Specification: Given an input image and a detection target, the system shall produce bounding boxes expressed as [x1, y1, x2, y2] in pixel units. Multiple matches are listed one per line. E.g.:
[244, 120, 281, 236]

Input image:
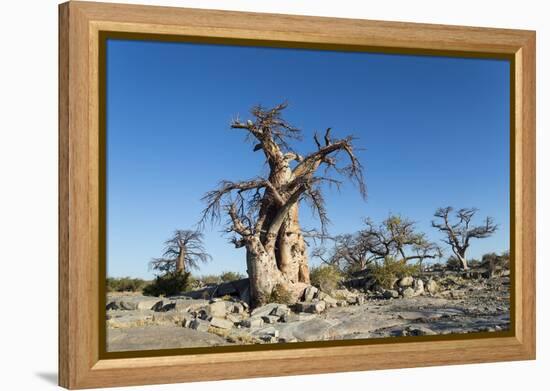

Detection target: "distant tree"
[219, 271, 246, 282]
[313, 215, 441, 275]
[432, 207, 497, 270]
[312, 233, 371, 273]
[149, 230, 211, 274]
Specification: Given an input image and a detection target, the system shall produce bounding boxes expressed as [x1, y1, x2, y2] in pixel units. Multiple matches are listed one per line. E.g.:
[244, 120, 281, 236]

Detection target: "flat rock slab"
[107, 326, 228, 352]
[161, 298, 210, 312]
[106, 310, 155, 328]
[106, 295, 162, 311]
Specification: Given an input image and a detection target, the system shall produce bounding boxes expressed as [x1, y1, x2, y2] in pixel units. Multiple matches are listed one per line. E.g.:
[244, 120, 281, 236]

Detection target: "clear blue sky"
[106, 39, 510, 279]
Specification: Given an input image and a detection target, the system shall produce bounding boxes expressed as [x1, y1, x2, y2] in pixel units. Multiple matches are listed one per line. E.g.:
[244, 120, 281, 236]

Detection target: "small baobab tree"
[314, 215, 441, 274]
[431, 207, 497, 270]
[201, 103, 366, 306]
[150, 229, 211, 274]
[312, 233, 373, 274]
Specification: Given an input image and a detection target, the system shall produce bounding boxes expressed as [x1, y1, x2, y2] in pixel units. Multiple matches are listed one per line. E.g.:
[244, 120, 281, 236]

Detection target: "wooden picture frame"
[59, 1, 536, 389]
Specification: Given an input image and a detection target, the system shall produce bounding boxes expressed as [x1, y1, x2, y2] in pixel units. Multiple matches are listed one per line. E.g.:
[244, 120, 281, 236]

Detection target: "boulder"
[295, 300, 326, 314]
[413, 279, 424, 296]
[270, 304, 290, 317]
[158, 298, 209, 313]
[398, 276, 414, 288]
[209, 301, 228, 318]
[256, 327, 279, 342]
[403, 326, 437, 336]
[240, 317, 264, 328]
[383, 289, 399, 299]
[107, 297, 164, 311]
[303, 286, 319, 302]
[189, 318, 210, 332]
[226, 314, 242, 324]
[355, 295, 365, 306]
[231, 303, 245, 314]
[210, 317, 234, 330]
[283, 312, 314, 322]
[402, 287, 415, 298]
[151, 300, 168, 311]
[197, 308, 210, 320]
[181, 316, 194, 328]
[251, 303, 279, 318]
[322, 295, 338, 306]
[261, 315, 280, 324]
[260, 334, 277, 343]
[278, 337, 298, 343]
[425, 279, 439, 294]
[262, 327, 279, 338]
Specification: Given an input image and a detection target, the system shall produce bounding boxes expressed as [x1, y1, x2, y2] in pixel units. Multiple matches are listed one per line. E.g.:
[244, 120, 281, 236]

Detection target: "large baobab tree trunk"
[201, 103, 366, 307]
[276, 204, 309, 283]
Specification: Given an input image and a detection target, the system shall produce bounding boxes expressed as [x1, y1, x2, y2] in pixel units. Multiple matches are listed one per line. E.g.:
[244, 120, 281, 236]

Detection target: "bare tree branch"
[432, 207, 497, 269]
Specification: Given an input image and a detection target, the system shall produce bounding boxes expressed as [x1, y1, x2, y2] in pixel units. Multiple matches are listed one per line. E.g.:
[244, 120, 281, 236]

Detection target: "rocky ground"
[106, 271, 510, 352]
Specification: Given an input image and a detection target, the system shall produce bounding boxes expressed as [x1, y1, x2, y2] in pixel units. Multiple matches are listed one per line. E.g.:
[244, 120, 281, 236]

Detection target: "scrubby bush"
[106, 277, 148, 292]
[310, 265, 343, 293]
[142, 271, 191, 297]
[481, 251, 510, 273]
[193, 271, 246, 288]
[219, 271, 245, 282]
[446, 256, 462, 271]
[446, 256, 480, 270]
[269, 283, 294, 304]
[369, 257, 420, 289]
[468, 259, 481, 268]
[199, 274, 222, 286]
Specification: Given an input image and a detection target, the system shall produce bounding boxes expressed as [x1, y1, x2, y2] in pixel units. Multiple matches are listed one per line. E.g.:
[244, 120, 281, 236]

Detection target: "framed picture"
[58, 1, 536, 389]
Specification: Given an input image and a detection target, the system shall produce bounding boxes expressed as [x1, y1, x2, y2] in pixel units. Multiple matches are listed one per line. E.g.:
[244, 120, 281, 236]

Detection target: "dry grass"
[207, 326, 260, 344]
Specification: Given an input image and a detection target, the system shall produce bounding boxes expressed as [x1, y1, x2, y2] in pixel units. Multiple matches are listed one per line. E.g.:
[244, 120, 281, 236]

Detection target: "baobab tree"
[314, 215, 441, 274]
[312, 233, 375, 274]
[150, 229, 211, 274]
[201, 103, 366, 306]
[432, 207, 497, 270]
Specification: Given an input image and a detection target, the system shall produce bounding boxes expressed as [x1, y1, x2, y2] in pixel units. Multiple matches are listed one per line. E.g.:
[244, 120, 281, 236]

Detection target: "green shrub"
[219, 271, 245, 282]
[106, 277, 148, 292]
[142, 271, 191, 297]
[269, 283, 294, 304]
[446, 256, 480, 270]
[310, 265, 343, 293]
[369, 257, 420, 289]
[446, 256, 462, 271]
